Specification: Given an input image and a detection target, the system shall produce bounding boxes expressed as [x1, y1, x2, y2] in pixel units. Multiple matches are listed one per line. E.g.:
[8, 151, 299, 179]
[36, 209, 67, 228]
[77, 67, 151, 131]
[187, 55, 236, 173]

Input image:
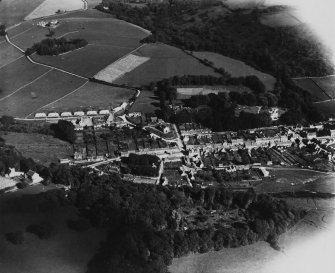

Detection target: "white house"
[128, 112, 142, 117]
[0, 176, 17, 191]
[26, 170, 43, 184]
[48, 112, 60, 118]
[74, 111, 85, 116]
[61, 112, 72, 117]
[6, 168, 24, 178]
[87, 110, 98, 116]
[99, 109, 110, 115]
[35, 112, 47, 118]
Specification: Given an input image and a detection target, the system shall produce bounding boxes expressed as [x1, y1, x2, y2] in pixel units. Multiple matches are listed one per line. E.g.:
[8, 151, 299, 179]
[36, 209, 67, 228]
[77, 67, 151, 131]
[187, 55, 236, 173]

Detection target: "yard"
[115, 43, 221, 87]
[190, 51, 276, 91]
[0, 132, 73, 165]
[41, 82, 135, 112]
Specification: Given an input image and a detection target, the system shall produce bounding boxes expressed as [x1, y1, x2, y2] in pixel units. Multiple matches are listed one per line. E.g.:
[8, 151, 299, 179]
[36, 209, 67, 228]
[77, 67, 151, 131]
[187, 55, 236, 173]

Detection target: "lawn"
[25, 0, 84, 21]
[293, 78, 331, 101]
[41, 82, 136, 112]
[191, 51, 276, 91]
[0, 0, 45, 26]
[115, 43, 221, 86]
[129, 90, 159, 114]
[0, 69, 86, 118]
[0, 132, 73, 165]
[313, 76, 335, 99]
[0, 185, 106, 273]
[0, 56, 49, 99]
[9, 16, 149, 78]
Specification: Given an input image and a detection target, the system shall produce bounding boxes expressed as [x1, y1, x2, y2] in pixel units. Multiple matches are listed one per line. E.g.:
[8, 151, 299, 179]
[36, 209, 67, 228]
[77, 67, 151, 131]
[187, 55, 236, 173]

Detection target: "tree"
[244, 76, 266, 94]
[52, 120, 76, 143]
[0, 24, 6, 36]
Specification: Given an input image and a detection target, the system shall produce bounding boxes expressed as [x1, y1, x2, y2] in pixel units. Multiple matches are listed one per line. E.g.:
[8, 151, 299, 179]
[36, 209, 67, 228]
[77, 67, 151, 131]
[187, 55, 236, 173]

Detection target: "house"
[129, 112, 141, 117]
[59, 159, 71, 164]
[26, 170, 43, 184]
[35, 112, 47, 118]
[48, 112, 60, 118]
[0, 176, 17, 192]
[163, 126, 171, 134]
[74, 111, 85, 116]
[99, 109, 110, 115]
[87, 110, 98, 116]
[6, 168, 24, 178]
[330, 129, 335, 137]
[61, 112, 72, 117]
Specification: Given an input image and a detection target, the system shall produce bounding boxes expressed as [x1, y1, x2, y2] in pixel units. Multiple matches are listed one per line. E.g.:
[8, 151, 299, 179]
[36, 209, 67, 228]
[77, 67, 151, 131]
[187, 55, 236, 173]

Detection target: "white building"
[26, 170, 43, 184]
[61, 112, 72, 117]
[35, 112, 47, 118]
[99, 109, 110, 115]
[74, 111, 85, 116]
[6, 168, 24, 178]
[48, 112, 60, 118]
[87, 110, 98, 116]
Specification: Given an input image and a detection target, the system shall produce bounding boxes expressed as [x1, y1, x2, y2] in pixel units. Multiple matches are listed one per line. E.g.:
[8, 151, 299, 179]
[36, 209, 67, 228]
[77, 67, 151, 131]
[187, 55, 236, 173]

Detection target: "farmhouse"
[99, 109, 110, 115]
[74, 111, 85, 116]
[0, 176, 17, 192]
[6, 168, 24, 178]
[26, 170, 43, 184]
[87, 110, 98, 116]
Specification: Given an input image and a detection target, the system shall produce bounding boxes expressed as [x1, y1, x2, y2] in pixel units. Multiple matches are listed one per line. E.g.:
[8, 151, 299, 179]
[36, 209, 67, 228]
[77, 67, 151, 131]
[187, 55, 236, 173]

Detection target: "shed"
[87, 110, 98, 116]
[61, 112, 72, 117]
[48, 112, 60, 118]
[74, 111, 85, 116]
[35, 112, 47, 118]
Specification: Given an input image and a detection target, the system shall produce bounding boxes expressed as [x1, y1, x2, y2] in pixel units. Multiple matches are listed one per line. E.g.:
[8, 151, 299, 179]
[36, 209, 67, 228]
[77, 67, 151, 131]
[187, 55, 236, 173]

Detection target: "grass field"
[0, 132, 73, 165]
[313, 76, 335, 99]
[260, 10, 301, 27]
[0, 57, 49, 98]
[8, 16, 149, 78]
[293, 78, 331, 101]
[191, 51, 276, 91]
[25, 0, 84, 21]
[0, 42, 23, 68]
[0, 185, 106, 273]
[0, 0, 45, 26]
[129, 90, 159, 114]
[41, 82, 135, 112]
[315, 100, 335, 117]
[0, 69, 86, 118]
[115, 43, 221, 86]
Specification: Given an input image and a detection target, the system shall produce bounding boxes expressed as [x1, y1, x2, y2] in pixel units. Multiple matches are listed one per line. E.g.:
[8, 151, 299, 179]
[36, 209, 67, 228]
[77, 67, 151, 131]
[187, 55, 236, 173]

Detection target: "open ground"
[115, 43, 222, 86]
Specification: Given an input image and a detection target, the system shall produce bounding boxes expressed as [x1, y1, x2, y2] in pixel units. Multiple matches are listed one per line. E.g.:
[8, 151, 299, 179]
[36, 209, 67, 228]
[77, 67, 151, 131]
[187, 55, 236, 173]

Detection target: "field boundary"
[0, 68, 53, 102]
[0, 55, 24, 70]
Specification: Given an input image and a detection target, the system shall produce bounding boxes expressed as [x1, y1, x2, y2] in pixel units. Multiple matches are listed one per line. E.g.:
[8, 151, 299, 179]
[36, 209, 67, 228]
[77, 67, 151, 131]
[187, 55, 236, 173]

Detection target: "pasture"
[191, 51, 276, 91]
[115, 43, 221, 86]
[315, 100, 335, 117]
[260, 10, 301, 27]
[0, 69, 86, 118]
[25, 0, 84, 21]
[0, 132, 73, 165]
[0, 0, 45, 26]
[8, 16, 149, 78]
[129, 90, 159, 114]
[0, 42, 23, 68]
[293, 78, 331, 101]
[313, 76, 335, 99]
[41, 82, 135, 112]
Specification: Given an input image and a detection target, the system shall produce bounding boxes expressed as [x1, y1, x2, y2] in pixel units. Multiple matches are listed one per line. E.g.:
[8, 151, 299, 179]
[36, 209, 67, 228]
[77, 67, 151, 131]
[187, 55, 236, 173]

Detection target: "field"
[129, 90, 159, 114]
[0, 132, 73, 165]
[313, 76, 335, 99]
[293, 78, 331, 101]
[41, 82, 136, 113]
[260, 10, 301, 27]
[115, 43, 221, 86]
[176, 85, 251, 99]
[0, 42, 23, 69]
[0, 69, 87, 118]
[94, 53, 150, 83]
[8, 15, 149, 78]
[191, 51, 276, 91]
[315, 100, 335, 117]
[0, 185, 106, 273]
[0, 0, 45, 26]
[25, 0, 84, 21]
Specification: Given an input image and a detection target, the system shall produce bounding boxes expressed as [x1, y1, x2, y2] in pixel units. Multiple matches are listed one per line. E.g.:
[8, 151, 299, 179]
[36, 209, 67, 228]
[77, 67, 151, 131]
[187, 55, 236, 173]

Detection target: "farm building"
[87, 110, 98, 116]
[121, 102, 128, 109]
[61, 112, 73, 117]
[129, 112, 142, 117]
[26, 170, 43, 184]
[99, 109, 110, 115]
[0, 176, 17, 192]
[35, 113, 47, 118]
[74, 111, 85, 116]
[6, 168, 24, 178]
[48, 112, 60, 118]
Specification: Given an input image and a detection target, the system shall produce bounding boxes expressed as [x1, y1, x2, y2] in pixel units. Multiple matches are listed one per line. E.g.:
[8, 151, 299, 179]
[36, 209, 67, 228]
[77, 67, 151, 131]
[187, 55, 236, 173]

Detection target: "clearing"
[293, 78, 331, 101]
[115, 43, 221, 86]
[25, 0, 84, 21]
[0, 132, 73, 165]
[41, 82, 136, 112]
[190, 51, 276, 91]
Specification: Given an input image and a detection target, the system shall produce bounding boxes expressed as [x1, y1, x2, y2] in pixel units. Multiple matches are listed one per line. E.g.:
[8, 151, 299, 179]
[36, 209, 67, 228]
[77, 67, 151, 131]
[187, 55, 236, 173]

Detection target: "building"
[129, 112, 141, 117]
[87, 110, 98, 116]
[35, 113, 47, 118]
[99, 109, 110, 115]
[6, 168, 24, 178]
[26, 170, 43, 184]
[74, 111, 85, 116]
[61, 112, 72, 117]
[48, 112, 60, 118]
[0, 176, 17, 192]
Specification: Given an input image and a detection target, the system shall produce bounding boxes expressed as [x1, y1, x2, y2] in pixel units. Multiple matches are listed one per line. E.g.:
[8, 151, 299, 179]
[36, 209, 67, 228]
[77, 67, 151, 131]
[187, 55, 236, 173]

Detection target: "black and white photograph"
[0, 0, 334, 272]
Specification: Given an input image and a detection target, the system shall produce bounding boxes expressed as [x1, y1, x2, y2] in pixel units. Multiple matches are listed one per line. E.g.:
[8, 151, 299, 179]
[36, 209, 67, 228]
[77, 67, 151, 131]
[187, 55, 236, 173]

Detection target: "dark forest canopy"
[25, 37, 88, 56]
[97, 1, 333, 78]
